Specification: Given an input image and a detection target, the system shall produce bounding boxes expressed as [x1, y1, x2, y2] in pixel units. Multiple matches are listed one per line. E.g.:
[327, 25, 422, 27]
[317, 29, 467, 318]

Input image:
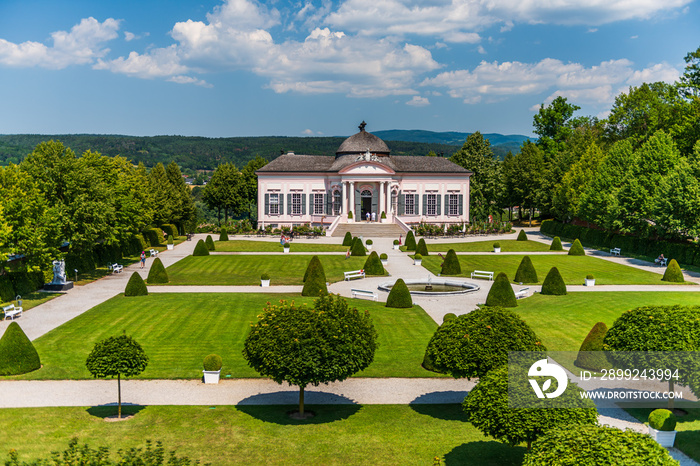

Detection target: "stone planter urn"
[414, 254, 423, 266]
[261, 277, 270, 287]
[283, 246, 290, 254]
[494, 247, 501, 253]
[203, 354, 222, 384]
[203, 370, 221, 384]
[381, 259, 388, 266]
[585, 275, 595, 286]
[167, 243, 174, 250]
[649, 426, 676, 448]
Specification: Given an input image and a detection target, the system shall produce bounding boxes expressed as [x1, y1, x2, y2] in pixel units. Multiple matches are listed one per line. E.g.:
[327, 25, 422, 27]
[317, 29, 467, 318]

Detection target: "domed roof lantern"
[336, 121, 390, 158]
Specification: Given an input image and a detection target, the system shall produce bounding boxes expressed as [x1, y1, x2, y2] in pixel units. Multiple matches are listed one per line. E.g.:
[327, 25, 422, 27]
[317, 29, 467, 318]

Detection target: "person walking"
[140, 251, 146, 268]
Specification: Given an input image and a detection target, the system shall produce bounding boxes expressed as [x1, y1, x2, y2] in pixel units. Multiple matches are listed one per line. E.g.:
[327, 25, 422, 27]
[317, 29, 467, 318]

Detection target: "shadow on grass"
[444, 441, 526, 466]
[236, 391, 360, 424]
[86, 403, 146, 419]
[409, 392, 469, 421]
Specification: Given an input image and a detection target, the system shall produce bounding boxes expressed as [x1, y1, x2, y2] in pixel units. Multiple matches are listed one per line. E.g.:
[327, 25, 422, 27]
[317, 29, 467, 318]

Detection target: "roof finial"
[358, 120, 367, 132]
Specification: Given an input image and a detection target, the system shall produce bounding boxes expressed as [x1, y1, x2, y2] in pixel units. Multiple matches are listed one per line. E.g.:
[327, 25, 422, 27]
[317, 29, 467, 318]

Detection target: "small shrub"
[261, 273, 270, 280]
[550, 236, 563, 251]
[386, 278, 412, 308]
[348, 211, 353, 219]
[146, 257, 169, 284]
[219, 228, 229, 241]
[363, 251, 385, 275]
[205, 235, 215, 251]
[517, 230, 527, 241]
[381, 211, 386, 219]
[493, 242, 501, 249]
[415, 238, 429, 256]
[441, 249, 462, 275]
[662, 259, 684, 283]
[514, 256, 538, 283]
[541, 267, 567, 295]
[301, 256, 328, 297]
[393, 239, 399, 246]
[0, 322, 41, 375]
[167, 235, 174, 245]
[351, 237, 366, 256]
[586, 274, 594, 280]
[568, 238, 585, 256]
[343, 232, 353, 246]
[124, 272, 148, 297]
[366, 239, 373, 246]
[648, 409, 677, 431]
[303, 255, 326, 282]
[485, 272, 517, 307]
[379, 253, 388, 260]
[203, 354, 223, 371]
[414, 253, 423, 261]
[405, 231, 417, 251]
[442, 313, 457, 323]
[574, 322, 609, 371]
[192, 239, 210, 256]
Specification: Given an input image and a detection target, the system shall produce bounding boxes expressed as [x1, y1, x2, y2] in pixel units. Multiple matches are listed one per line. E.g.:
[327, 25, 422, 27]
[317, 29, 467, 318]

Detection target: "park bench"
[515, 287, 530, 299]
[186, 233, 194, 241]
[2, 304, 22, 320]
[344, 269, 365, 281]
[351, 289, 378, 301]
[610, 248, 621, 256]
[109, 263, 123, 274]
[470, 270, 494, 281]
[655, 257, 668, 266]
[150, 248, 158, 257]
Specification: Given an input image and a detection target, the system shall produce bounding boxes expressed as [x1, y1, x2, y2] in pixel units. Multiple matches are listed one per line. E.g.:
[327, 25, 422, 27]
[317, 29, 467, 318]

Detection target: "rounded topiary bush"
[550, 236, 563, 251]
[363, 251, 385, 276]
[261, 273, 270, 281]
[0, 322, 41, 376]
[167, 235, 174, 245]
[541, 267, 567, 295]
[586, 274, 594, 280]
[124, 272, 148, 297]
[514, 256, 538, 283]
[517, 229, 527, 241]
[146, 257, 169, 284]
[203, 354, 223, 371]
[415, 238, 429, 256]
[421, 350, 439, 372]
[574, 322, 609, 371]
[342, 232, 353, 246]
[192, 239, 210, 256]
[648, 409, 677, 431]
[493, 242, 501, 249]
[219, 228, 229, 242]
[568, 238, 585, 256]
[662, 259, 684, 283]
[205, 235, 215, 251]
[366, 239, 373, 246]
[351, 237, 366, 256]
[485, 272, 517, 307]
[386, 278, 412, 308]
[301, 256, 328, 297]
[303, 255, 326, 283]
[441, 249, 461, 275]
[405, 231, 416, 251]
[379, 253, 388, 261]
[442, 313, 457, 323]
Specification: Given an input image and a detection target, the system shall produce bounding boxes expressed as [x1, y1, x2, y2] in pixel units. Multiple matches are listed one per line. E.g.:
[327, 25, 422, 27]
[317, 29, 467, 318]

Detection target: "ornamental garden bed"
[417, 239, 553, 253]
[216, 240, 348, 253]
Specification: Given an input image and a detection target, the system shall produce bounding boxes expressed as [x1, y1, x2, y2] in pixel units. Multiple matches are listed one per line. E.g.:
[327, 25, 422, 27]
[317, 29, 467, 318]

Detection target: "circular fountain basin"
[378, 278, 480, 295]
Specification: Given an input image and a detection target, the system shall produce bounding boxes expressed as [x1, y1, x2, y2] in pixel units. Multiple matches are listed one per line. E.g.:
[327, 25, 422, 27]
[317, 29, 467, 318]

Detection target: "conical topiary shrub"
[568, 238, 585, 256]
[205, 235, 215, 251]
[441, 249, 462, 275]
[541, 266, 567, 295]
[575, 322, 609, 371]
[301, 256, 328, 297]
[405, 231, 416, 251]
[485, 272, 517, 307]
[342, 232, 353, 247]
[662, 259, 684, 283]
[386, 278, 413, 308]
[219, 228, 229, 242]
[415, 238, 429, 256]
[146, 257, 169, 284]
[193, 239, 210, 256]
[125, 271, 148, 297]
[363, 251, 385, 276]
[550, 236, 563, 251]
[351, 237, 366, 256]
[303, 255, 326, 283]
[517, 229, 527, 241]
[514, 256, 538, 283]
[0, 322, 41, 376]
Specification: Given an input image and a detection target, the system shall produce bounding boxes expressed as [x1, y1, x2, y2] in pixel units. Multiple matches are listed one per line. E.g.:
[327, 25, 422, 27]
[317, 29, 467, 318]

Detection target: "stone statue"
[51, 260, 67, 285]
[358, 120, 367, 132]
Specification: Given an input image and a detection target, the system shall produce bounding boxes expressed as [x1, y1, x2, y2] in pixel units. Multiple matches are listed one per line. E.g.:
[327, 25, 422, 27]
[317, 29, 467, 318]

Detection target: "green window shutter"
[398, 191, 405, 215]
[302, 194, 307, 215]
[437, 195, 442, 216]
[355, 189, 361, 216]
[287, 194, 292, 215]
[459, 194, 463, 215]
[422, 194, 427, 216]
[264, 194, 269, 215]
[326, 191, 332, 215]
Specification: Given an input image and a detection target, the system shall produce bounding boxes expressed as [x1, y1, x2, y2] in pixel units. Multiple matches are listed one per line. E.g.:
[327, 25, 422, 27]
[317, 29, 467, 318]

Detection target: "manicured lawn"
[13, 293, 441, 380]
[0, 405, 525, 465]
[1, 291, 59, 314]
[626, 406, 700, 462]
[163, 255, 381, 285]
[424, 240, 554, 253]
[216, 239, 347, 252]
[422, 254, 683, 285]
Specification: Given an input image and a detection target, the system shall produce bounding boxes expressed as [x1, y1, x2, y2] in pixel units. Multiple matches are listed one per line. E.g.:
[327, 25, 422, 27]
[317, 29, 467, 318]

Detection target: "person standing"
[140, 251, 146, 268]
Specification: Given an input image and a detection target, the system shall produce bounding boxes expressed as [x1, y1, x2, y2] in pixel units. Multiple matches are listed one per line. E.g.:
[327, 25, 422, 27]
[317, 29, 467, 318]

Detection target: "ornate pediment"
[338, 160, 395, 175]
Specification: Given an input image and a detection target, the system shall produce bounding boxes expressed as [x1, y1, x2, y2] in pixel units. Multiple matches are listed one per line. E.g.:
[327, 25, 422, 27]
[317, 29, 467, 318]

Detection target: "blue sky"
[0, 0, 698, 138]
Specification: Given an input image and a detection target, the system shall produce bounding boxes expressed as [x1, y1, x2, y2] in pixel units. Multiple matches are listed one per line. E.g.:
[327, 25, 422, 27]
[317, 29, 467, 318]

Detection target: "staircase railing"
[394, 216, 412, 234]
[325, 215, 342, 236]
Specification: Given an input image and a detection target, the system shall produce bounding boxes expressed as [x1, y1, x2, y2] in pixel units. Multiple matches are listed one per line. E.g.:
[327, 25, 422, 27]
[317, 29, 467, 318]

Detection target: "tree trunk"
[117, 373, 122, 419]
[217, 207, 221, 226]
[299, 385, 305, 415]
[529, 206, 534, 227]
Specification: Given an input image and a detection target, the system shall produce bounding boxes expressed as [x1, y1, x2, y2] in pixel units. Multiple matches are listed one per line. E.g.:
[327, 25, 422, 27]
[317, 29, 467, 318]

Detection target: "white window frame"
[292, 193, 302, 215]
[269, 193, 279, 215]
[427, 194, 437, 216]
[449, 193, 459, 216]
[405, 193, 415, 215]
[313, 193, 324, 215]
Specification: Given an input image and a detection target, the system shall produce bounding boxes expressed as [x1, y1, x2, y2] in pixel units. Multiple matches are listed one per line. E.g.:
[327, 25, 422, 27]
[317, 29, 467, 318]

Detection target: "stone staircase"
[332, 222, 406, 238]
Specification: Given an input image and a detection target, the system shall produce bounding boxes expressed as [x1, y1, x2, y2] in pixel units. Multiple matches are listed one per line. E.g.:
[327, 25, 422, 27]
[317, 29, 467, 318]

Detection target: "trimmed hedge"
[219, 228, 229, 242]
[301, 257, 328, 297]
[205, 235, 215, 251]
[146, 257, 169, 284]
[0, 275, 14, 302]
[415, 238, 429, 256]
[485, 272, 517, 307]
[568, 238, 585, 256]
[514, 256, 538, 283]
[302, 255, 326, 283]
[662, 259, 684, 283]
[363, 251, 385, 276]
[125, 272, 148, 297]
[541, 267, 567, 295]
[193, 240, 210, 256]
[574, 322, 609, 371]
[342, 232, 353, 246]
[516, 229, 527, 241]
[65, 248, 96, 274]
[0, 322, 41, 376]
[386, 278, 413, 308]
[550, 236, 563, 251]
[405, 231, 416, 251]
[143, 227, 165, 247]
[443, 313, 457, 323]
[648, 409, 677, 431]
[351, 237, 366, 257]
[94, 242, 122, 265]
[441, 249, 462, 275]
[162, 224, 178, 238]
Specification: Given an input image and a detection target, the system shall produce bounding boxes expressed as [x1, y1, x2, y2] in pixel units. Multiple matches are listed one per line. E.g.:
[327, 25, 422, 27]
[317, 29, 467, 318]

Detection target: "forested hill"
[0, 131, 525, 170]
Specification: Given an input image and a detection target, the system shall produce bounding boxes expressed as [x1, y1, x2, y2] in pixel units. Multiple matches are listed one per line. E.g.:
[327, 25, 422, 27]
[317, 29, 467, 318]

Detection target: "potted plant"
[414, 253, 423, 266]
[260, 273, 270, 287]
[381, 211, 386, 223]
[648, 409, 677, 447]
[380, 253, 388, 266]
[348, 211, 354, 222]
[493, 242, 501, 253]
[366, 239, 373, 250]
[585, 274, 595, 286]
[166, 235, 174, 250]
[283, 243, 290, 254]
[202, 354, 222, 384]
[393, 239, 400, 250]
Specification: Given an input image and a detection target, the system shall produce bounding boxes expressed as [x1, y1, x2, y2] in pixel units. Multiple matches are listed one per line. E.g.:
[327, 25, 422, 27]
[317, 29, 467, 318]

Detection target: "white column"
[379, 181, 384, 219]
[349, 181, 355, 219]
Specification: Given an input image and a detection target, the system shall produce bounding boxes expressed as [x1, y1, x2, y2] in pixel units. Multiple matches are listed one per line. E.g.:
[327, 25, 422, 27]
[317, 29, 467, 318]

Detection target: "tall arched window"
[333, 190, 342, 215]
[361, 189, 372, 198]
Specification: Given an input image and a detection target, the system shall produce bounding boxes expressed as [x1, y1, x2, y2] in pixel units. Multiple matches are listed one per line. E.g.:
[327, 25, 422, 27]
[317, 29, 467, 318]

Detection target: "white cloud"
[406, 95, 430, 106]
[477, 45, 487, 54]
[125, 32, 136, 41]
[94, 45, 189, 78]
[587, 28, 598, 33]
[302, 128, 315, 135]
[167, 75, 212, 87]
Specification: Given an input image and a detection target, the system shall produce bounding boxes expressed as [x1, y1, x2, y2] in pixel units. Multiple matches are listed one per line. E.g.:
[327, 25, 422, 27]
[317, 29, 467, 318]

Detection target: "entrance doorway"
[361, 190, 372, 221]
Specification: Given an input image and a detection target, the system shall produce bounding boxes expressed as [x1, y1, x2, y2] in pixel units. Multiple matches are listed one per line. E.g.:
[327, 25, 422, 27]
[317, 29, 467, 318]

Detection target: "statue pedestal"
[44, 281, 74, 292]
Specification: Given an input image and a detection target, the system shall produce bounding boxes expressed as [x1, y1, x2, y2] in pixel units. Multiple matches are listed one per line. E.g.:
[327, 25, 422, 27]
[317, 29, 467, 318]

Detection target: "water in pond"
[406, 284, 466, 292]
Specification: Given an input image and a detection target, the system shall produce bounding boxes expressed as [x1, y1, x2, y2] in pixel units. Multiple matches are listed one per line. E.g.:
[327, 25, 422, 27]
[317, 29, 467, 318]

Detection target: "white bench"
[109, 263, 123, 273]
[150, 248, 158, 257]
[610, 248, 621, 256]
[2, 304, 23, 320]
[471, 270, 494, 280]
[655, 257, 668, 266]
[351, 289, 378, 301]
[344, 269, 365, 281]
[515, 287, 530, 299]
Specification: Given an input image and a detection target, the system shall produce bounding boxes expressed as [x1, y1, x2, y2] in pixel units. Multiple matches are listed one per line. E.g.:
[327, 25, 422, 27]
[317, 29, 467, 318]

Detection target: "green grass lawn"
[0, 405, 525, 466]
[11, 293, 440, 380]
[1, 291, 60, 316]
[423, 254, 682, 285]
[163, 255, 381, 285]
[216, 239, 347, 252]
[423, 240, 554, 253]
